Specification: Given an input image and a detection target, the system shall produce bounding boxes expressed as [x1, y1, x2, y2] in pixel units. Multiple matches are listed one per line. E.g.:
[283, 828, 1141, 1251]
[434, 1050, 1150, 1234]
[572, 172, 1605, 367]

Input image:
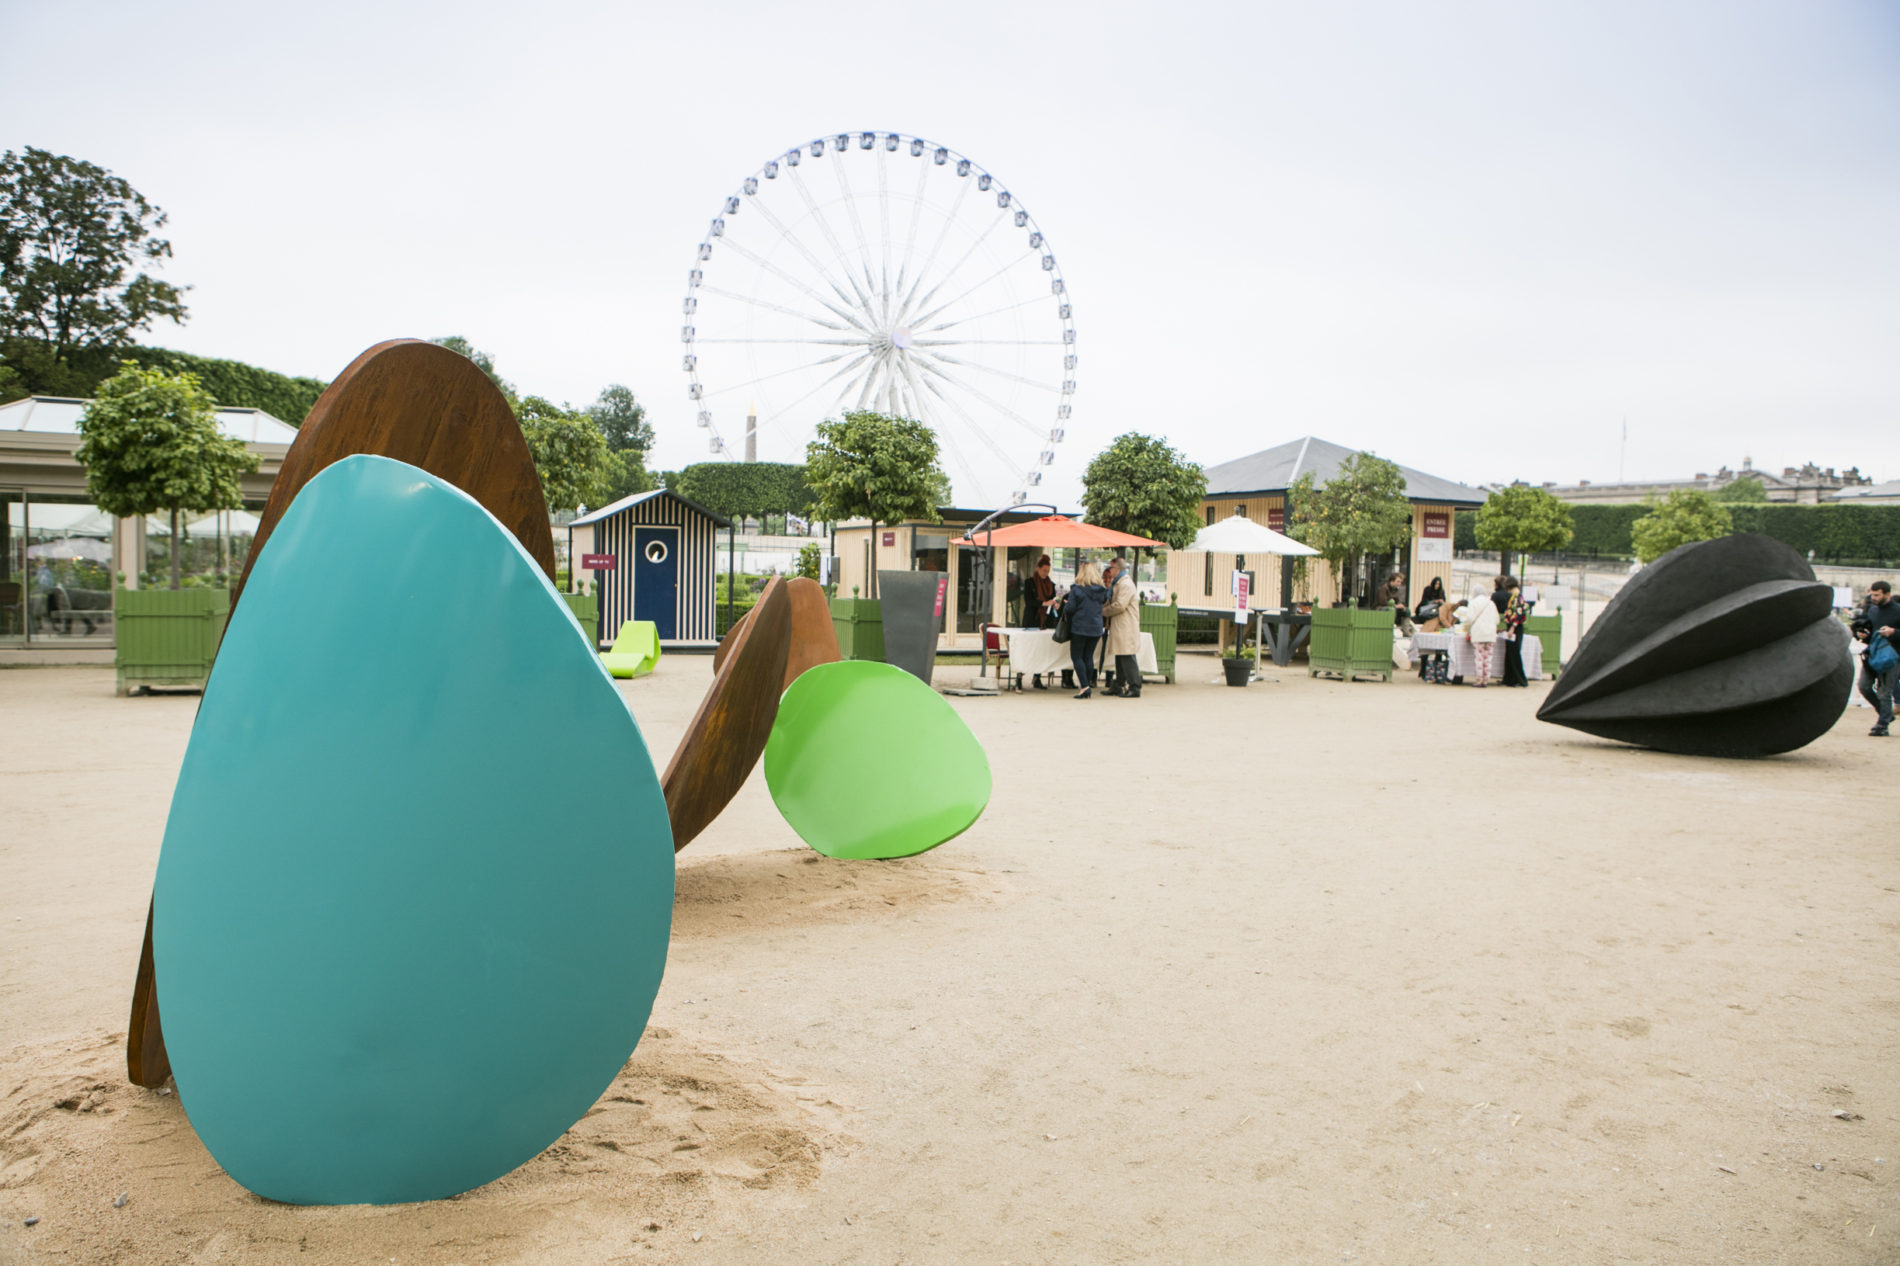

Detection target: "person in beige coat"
[1453, 586, 1500, 686]
[1101, 556, 1142, 698]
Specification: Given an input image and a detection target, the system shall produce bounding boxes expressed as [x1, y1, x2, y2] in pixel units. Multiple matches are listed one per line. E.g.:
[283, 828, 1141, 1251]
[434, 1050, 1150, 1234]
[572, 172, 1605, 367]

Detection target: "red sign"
[1234, 571, 1251, 616]
[882, 531, 896, 547]
[1267, 507, 1285, 533]
[932, 575, 949, 618]
[1421, 511, 1450, 539]
[581, 553, 618, 571]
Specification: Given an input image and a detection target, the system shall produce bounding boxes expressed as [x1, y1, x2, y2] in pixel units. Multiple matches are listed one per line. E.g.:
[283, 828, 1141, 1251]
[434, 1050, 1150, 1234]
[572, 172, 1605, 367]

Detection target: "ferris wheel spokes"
[682, 132, 1075, 506]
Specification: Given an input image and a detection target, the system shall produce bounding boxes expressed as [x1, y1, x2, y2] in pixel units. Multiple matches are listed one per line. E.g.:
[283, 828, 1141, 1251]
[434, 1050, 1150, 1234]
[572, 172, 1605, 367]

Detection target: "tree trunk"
[169, 508, 181, 590]
[870, 528, 878, 598]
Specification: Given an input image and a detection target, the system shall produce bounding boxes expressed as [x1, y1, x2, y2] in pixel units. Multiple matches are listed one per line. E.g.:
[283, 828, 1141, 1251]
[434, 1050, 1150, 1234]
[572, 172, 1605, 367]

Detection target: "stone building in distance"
[1542, 457, 1873, 505]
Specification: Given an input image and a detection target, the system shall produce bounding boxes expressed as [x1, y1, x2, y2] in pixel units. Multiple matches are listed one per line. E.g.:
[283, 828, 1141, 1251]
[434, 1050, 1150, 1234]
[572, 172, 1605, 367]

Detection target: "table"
[1410, 632, 1544, 683]
[1003, 628, 1158, 684]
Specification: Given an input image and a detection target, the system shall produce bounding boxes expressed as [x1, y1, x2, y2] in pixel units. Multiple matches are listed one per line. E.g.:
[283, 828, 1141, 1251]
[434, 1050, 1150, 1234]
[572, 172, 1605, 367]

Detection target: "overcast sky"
[5, 0, 1896, 504]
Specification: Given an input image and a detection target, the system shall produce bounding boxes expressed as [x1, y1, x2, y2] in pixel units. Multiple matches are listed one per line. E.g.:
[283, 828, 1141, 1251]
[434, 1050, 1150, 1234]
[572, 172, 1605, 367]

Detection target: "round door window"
[644, 540, 668, 564]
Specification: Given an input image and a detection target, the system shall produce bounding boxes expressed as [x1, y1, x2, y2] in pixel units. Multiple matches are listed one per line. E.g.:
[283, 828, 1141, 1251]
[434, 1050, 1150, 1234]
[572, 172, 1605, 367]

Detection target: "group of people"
[1021, 553, 1143, 699]
[1403, 572, 1533, 688]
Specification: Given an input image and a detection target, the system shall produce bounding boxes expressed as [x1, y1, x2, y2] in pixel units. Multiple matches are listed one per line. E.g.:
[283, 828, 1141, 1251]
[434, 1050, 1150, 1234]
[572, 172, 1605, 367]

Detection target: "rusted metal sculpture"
[712, 576, 840, 691]
[128, 340, 553, 1088]
[664, 577, 792, 851]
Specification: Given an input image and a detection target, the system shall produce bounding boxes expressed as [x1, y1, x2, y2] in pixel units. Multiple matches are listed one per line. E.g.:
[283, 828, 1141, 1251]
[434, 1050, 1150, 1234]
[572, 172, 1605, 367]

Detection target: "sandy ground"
[1, 655, 1896, 1266]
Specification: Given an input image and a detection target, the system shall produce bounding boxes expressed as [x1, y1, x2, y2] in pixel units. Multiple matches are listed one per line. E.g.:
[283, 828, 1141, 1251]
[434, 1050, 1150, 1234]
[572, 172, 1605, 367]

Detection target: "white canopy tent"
[1189, 513, 1319, 677]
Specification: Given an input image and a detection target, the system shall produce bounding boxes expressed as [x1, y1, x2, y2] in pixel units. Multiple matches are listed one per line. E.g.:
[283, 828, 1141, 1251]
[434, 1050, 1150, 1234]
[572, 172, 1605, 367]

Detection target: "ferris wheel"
[680, 131, 1076, 508]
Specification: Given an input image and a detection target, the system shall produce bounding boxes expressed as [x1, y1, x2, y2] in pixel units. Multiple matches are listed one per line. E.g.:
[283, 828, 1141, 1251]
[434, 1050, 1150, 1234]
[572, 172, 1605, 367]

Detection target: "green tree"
[516, 395, 610, 513]
[805, 411, 945, 592]
[73, 362, 257, 589]
[674, 461, 813, 520]
[1287, 451, 1412, 600]
[599, 448, 654, 505]
[1631, 490, 1733, 563]
[0, 148, 189, 361]
[796, 542, 822, 581]
[1079, 432, 1207, 549]
[430, 336, 516, 406]
[1712, 475, 1769, 504]
[1474, 484, 1574, 578]
[588, 384, 653, 454]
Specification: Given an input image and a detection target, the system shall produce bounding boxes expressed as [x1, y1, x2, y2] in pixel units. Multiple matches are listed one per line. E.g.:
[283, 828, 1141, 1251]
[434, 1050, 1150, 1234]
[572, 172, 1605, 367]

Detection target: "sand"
[1, 657, 1896, 1265]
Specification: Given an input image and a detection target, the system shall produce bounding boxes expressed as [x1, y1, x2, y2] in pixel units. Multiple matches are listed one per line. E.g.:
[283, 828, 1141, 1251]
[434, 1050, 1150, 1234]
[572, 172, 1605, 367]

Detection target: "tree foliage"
[0, 148, 189, 359]
[805, 413, 944, 526]
[1712, 475, 1769, 503]
[430, 336, 517, 406]
[1287, 452, 1413, 585]
[73, 362, 256, 588]
[1474, 484, 1573, 573]
[600, 448, 654, 505]
[516, 395, 610, 513]
[675, 461, 813, 519]
[588, 384, 653, 454]
[0, 339, 325, 420]
[1630, 490, 1733, 563]
[1079, 432, 1207, 549]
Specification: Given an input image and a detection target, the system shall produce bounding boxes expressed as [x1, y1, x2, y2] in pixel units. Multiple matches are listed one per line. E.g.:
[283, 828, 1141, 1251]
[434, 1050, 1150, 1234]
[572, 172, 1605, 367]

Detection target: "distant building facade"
[1543, 457, 1874, 506]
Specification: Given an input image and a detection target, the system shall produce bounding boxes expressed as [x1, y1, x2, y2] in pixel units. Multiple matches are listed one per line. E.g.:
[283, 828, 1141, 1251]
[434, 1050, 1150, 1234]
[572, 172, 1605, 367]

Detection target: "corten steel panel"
[662, 577, 792, 852]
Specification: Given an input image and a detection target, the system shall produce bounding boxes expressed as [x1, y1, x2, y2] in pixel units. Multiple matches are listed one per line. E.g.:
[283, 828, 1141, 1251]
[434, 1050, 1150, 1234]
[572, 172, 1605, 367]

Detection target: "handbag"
[1870, 633, 1899, 674]
[1052, 603, 1073, 644]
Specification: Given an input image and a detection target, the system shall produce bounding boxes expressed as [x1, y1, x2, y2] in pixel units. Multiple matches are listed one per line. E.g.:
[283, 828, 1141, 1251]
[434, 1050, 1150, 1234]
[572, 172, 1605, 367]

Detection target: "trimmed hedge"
[0, 338, 325, 423]
[1456, 502, 1900, 564]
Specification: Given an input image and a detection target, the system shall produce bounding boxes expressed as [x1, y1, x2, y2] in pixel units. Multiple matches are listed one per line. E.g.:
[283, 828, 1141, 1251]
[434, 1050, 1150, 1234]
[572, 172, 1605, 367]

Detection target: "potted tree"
[1476, 484, 1576, 675]
[1289, 453, 1412, 682]
[805, 411, 945, 666]
[75, 362, 257, 694]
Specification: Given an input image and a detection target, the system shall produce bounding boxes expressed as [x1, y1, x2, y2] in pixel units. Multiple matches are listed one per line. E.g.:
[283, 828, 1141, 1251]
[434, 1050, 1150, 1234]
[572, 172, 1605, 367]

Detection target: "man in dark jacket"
[1859, 581, 1900, 737]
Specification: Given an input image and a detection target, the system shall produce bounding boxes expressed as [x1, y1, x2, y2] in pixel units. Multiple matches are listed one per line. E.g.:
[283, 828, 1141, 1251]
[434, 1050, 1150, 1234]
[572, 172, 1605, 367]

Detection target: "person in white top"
[1454, 587, 1500, 686]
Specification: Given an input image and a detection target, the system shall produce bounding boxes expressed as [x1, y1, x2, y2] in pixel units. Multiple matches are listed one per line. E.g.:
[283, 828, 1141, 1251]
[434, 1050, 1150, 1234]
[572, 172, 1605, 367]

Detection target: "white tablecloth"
[1411, 632, 1543, 682]
[1004, 628, 1158, 678]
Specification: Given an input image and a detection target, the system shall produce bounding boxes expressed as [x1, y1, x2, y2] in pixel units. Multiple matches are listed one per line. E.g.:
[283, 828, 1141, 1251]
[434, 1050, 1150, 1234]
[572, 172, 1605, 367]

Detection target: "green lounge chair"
[600, 620, 661, 679]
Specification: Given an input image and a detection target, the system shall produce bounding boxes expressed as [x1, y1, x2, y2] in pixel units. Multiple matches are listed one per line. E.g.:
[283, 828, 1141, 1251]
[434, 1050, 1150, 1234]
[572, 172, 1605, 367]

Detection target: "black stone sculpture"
[1536, 534, 1851, 757]
[877, 569, 947, 685]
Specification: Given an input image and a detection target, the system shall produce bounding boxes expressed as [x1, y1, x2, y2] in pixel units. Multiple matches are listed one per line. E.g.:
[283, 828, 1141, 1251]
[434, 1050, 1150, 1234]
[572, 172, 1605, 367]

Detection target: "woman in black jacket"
[1062, 561, 1111, 699]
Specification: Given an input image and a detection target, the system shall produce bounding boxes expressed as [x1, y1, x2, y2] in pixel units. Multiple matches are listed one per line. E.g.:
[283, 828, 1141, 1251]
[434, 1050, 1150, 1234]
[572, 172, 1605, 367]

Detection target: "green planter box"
[115, 586, 229, 695]
[830, 596, 884, 662]
[1523, 613, 1562, 676]
[1138, 598, 1179, 684]
[561, 591, 600, 649]
[1307, 603, 1395, 682]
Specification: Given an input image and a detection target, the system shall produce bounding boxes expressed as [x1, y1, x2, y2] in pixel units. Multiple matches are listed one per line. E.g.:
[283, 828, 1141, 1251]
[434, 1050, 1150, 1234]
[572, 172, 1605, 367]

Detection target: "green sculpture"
[764, 660, 991, 859]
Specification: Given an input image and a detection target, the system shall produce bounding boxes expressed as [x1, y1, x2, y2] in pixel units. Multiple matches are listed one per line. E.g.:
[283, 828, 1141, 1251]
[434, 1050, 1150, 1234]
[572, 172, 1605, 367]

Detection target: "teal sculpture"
[152, 455, 674, 1205]
[764, 660, 991, 859]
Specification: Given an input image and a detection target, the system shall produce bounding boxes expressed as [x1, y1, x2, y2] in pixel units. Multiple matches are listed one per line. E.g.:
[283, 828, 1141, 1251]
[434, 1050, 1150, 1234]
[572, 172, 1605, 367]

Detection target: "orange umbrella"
[951, 516, 1163, 549]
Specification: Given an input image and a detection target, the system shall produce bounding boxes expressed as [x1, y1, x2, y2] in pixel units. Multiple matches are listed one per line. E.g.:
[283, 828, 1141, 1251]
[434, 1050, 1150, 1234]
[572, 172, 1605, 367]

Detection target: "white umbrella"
[1188, 513, 1318, 556]
[1190, 514, 1318, 676]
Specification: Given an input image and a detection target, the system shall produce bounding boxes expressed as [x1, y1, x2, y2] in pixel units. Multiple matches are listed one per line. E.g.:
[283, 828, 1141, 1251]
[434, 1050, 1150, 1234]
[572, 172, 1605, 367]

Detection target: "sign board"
[882, 531, 896, 548]
[932, 575, 949, 618]
[1417, 538, 1452, 562]
[580, 553, 617, 571]
[1421, 511, 1451, 539]
[1834, 586, 1856, 609]
[1233, 570, 1250, 618]
[1267, 506, 1285, 533]
[1522, 584, 1541, 606]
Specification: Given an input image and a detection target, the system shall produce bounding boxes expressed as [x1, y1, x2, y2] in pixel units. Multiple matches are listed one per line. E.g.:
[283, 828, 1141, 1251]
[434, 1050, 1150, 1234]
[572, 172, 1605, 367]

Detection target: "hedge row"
[1453, 503, 1900, 564]
[0, 338, 326, 424]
